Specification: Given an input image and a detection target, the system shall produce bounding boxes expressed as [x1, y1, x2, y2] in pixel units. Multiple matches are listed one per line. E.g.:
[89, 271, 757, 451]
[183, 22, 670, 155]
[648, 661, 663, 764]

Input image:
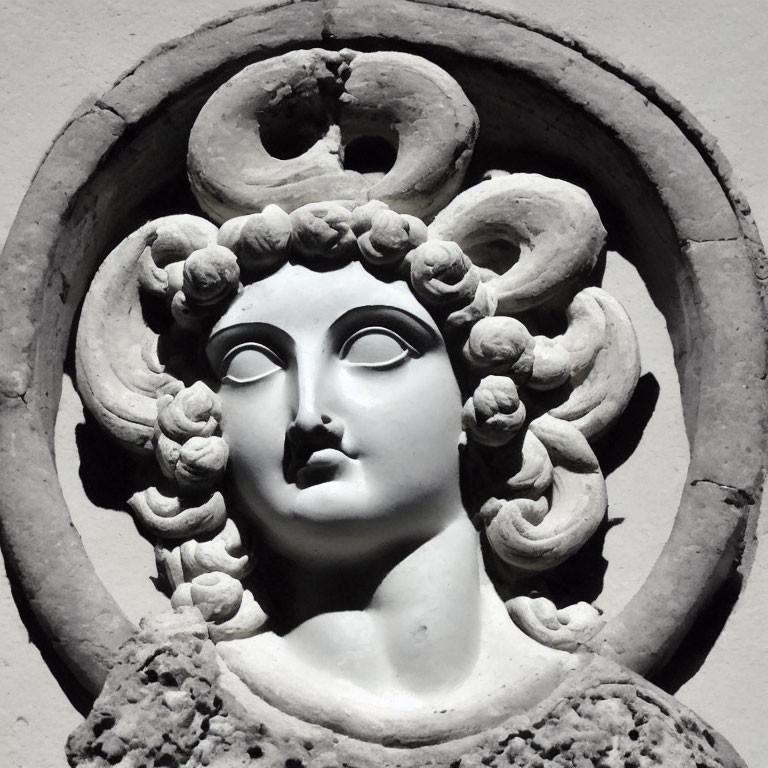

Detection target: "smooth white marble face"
[208, 260, 465, 567]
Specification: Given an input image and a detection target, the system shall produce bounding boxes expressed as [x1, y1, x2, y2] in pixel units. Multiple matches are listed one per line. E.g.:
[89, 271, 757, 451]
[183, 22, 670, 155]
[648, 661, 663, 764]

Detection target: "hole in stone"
[463, 237, 521, 275]
[159, 671, 178, 687]
[93, 716, 115, 738]
[342, 136, 397, 175]
[259, 95, 332, 160]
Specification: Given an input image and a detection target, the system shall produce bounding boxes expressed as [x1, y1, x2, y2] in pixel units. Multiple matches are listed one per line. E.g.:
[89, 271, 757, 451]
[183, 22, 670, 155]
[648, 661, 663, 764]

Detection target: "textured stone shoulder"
[68, 609, 744, 768]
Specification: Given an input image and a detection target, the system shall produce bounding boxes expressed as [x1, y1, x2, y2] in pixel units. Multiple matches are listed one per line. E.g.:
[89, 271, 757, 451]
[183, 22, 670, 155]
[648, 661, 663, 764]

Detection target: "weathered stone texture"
[67, 610, 744, 768]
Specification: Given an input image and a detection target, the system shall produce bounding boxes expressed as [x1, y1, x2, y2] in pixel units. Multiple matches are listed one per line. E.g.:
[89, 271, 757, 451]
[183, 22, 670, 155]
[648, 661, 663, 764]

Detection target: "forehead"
[210, 260, 436, 336]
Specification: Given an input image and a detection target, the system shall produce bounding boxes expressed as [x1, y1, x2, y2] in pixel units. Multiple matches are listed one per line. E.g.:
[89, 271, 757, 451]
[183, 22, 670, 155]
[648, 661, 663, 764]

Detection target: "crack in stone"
[690, 478, 756, 509]
[67, 0, 763, 284]
[686, 236, 740, 244]
[93, 101, 126, 123]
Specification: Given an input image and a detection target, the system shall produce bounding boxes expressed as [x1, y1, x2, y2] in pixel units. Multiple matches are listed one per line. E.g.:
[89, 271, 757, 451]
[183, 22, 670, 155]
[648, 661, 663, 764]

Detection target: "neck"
[217, 513, 576, 740]
[261, 536, 426, 631]
[275, 514, 484, 695]
[370, 514, 483, 693]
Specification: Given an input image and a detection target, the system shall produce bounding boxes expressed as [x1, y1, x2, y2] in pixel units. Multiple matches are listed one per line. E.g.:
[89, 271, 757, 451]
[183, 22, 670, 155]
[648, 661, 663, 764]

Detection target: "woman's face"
[207, 261, 465, 567]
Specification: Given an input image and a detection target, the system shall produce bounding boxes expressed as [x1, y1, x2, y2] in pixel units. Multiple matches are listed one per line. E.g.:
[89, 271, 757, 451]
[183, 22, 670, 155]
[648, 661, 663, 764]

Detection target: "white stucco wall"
[0, 2, 766, 766]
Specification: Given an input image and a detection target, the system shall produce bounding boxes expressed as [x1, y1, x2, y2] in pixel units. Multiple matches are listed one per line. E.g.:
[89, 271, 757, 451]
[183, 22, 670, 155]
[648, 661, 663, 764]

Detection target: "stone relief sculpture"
[58, 47, 748, 766]
[1, 4, 765, 767]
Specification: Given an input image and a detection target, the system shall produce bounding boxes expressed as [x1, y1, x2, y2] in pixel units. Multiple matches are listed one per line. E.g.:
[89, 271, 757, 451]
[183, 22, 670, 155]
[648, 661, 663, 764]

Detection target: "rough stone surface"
[67, 610, 745, 768]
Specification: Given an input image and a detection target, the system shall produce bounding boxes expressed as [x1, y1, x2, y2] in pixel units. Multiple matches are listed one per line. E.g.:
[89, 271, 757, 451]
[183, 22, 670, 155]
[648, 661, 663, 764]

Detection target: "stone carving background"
[0, 2, 766, 767]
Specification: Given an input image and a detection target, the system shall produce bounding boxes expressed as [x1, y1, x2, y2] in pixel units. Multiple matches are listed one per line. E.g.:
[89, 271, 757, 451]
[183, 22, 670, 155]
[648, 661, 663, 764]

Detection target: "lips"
[293, 448, 348, 488]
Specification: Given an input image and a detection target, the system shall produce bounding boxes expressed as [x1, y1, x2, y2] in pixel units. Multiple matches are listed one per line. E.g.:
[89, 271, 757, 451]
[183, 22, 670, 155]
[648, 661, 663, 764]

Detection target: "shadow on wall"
[595, 372, 661, 478]
[75, 411, 151, 512]
[594, 370, 744, 693]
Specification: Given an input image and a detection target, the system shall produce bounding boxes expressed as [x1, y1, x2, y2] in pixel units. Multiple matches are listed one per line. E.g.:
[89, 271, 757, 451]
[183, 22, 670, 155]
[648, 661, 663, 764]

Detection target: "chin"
[291, 478, 373, 522]
[247, 482, 427, 567]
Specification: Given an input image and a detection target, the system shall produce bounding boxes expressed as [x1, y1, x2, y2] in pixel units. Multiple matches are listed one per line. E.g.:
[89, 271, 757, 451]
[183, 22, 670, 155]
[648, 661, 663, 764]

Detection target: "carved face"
[207, 261, 465, 567]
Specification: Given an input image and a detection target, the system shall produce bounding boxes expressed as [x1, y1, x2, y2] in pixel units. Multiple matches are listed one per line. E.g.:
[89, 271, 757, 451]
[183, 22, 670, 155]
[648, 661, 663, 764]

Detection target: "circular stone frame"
[0, 0, 765, 696]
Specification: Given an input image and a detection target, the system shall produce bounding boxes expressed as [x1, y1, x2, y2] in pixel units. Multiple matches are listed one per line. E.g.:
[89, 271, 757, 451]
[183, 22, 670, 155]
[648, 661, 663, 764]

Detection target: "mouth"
[293, 448, 348, 489]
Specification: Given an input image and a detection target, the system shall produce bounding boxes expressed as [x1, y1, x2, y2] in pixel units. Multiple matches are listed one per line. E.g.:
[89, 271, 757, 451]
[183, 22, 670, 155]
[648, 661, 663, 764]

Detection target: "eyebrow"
[328, 305, 441, 350]
[206, 322, 294, 375]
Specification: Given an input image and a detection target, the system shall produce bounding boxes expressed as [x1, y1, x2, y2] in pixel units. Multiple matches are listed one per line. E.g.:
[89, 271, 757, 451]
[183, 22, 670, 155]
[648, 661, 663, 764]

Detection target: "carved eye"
[220, 343, 283, 384]
[340, 328, 418, 370]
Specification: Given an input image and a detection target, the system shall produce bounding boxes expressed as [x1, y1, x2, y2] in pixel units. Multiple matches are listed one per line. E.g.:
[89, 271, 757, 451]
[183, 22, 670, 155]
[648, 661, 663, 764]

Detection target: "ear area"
[75, 215, 218, 453]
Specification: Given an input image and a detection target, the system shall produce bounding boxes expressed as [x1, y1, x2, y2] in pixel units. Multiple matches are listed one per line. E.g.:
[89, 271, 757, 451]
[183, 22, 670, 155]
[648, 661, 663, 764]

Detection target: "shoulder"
[67, 609, 746, 768]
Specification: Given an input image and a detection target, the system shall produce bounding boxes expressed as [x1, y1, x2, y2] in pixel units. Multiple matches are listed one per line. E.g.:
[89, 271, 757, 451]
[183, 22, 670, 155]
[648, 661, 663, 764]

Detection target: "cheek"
[404, 361, 464, 473]
[219, 380, 291, 491]
[342, 355, 463, 468]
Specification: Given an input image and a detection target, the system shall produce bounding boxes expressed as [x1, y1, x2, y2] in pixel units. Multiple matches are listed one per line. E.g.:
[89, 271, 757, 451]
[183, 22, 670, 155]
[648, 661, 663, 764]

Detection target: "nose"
[288, 407, 342, 444]
[286, 348, 344, 446]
